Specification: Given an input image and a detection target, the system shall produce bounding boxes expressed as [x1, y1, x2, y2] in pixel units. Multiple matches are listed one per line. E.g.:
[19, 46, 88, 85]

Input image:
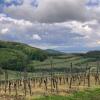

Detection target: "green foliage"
[0, 48, 28, 71]
[86, 51, 100, 60]
[0, 40, 48, 71]
[0, 40, 48, 61]
[35, 88, 100, 100]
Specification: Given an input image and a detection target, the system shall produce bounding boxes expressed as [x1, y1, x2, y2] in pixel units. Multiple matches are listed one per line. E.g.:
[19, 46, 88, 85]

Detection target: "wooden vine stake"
[23, 66, 27, 96]
[50, 57, 53, 94]
[4, 69, 8, 93]
[69, 63, 73, 89]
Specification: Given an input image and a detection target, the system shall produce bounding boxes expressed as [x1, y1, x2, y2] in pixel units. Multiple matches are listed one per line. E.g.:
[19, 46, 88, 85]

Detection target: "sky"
[0, 0, 100, 52]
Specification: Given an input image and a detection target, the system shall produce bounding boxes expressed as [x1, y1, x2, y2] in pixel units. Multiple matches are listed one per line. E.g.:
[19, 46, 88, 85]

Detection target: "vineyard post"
[31, 62, 35, 88]
[84, 65, 87, 86]
[98, 62, 100, 84]
[69, 63, 73, 89]
[87, 66, 91, 87]
[97, 62, 99, 74]
[79, 66, 83, 86]
[50, 57, 53, 94]
[23, 66, 27, 96]
[4, 69, 8, 93]
[0, 68, 1, 93]
[8, 81, 11, 95]
[96, 62, 99, 85]
[28, 79, 32, 96]
[44, 77, 48, 91]
[14, 82, 18, 98]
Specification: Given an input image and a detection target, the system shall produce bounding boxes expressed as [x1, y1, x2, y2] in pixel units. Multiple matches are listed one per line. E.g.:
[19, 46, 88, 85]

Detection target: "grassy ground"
[34, 88, 100, 100]
[31, 55, 91, 69]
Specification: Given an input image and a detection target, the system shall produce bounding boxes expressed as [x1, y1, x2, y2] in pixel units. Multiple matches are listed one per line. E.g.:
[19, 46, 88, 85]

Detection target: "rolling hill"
[0, 40, 100, 72]
[0, 40, 48, 71]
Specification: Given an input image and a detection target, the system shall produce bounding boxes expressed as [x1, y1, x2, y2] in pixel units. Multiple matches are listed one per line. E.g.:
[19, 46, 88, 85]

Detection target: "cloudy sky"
[0, 0, 100, 52]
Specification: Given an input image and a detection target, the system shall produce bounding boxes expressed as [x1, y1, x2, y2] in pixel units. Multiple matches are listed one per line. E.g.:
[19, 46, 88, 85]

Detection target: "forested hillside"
[0, 40, 48, 71]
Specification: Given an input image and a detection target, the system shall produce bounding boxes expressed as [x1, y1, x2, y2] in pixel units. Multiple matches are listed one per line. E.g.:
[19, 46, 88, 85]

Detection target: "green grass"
[34, 88, 100, 100]
[31, 55, 90, 69]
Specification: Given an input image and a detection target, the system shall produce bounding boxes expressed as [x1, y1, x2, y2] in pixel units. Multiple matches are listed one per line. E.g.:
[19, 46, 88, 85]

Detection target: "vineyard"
[0, 55, 100, 100]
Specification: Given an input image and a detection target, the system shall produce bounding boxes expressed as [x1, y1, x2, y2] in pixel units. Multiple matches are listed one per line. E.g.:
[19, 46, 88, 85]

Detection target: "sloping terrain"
[0, 40, 48, 71]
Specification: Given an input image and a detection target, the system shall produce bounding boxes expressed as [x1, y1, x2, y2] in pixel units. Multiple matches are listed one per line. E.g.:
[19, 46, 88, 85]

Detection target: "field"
[0, 54, 100, 100]
[35, 88, 100, 100]
[0, 54, 98, 80]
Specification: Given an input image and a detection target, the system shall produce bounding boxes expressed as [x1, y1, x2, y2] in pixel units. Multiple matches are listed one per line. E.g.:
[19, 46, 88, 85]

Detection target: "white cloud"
[1, 28, 9, 34]
[54, 20, 97, 37]
[0, 13, 33, 37]
[67, 21, 93, 36]
[32, 34, 41, 40]
[0, 14, 33, 27]
[97, 40, 100, 44]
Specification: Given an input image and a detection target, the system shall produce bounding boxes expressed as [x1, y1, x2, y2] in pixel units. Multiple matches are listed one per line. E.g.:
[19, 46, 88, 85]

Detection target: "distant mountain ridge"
[45, 49, 65, 56]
